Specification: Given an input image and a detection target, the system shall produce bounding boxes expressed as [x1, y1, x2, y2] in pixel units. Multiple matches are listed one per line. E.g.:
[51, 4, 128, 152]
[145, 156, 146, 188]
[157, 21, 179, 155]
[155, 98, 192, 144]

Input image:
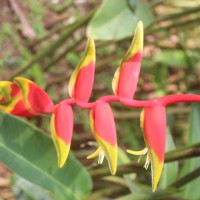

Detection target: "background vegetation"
[1, 0, 200, 199]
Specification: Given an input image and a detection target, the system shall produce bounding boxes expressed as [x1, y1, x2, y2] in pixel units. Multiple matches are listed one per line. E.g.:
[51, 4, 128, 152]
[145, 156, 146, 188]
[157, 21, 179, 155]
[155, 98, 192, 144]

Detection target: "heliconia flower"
[68, 37, 96, 102]
[88, 101, 117, 175]
[0, 81, 34, 116]
[112, 21, 143, 98]
[127, 105, 166, 192]
[14, 77, 54, 115]
[50, 103, 74, 168]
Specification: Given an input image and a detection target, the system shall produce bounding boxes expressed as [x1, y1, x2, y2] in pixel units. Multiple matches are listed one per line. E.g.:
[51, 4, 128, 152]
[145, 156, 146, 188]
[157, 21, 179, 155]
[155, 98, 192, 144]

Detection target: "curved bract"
[112, 21, 143, 98]
[88, 101, 117, 175]
[68, 37, 96, 102]
[14, 77, 54, 115]
[51, 103, 74, 168]
[142, 106, 166, 191]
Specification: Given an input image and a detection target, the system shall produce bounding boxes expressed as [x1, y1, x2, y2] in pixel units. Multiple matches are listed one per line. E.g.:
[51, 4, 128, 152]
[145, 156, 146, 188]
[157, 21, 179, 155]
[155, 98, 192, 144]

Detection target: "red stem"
[98, 95, 119, 103]
[75, 101, 96, 109]
[61, 99, 76, 105]
[158, 94, 200, 106]
[119, 97, 152, 108]
[60, 94, 200, 110]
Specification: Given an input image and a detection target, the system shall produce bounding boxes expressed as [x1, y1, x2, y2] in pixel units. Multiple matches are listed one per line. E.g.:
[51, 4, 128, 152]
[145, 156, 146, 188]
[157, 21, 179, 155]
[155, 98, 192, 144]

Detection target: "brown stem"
[169, 166, 200, 188]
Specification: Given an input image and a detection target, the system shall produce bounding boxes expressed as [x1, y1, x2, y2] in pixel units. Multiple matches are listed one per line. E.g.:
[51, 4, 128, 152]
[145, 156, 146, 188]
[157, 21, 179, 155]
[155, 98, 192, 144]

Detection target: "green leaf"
[179, 103, 200, 199]
[154, 50, 188, 67]
[87, 0, 154, 40]
[116, 193, 149, 200]
[159, 127, 178, 188]
[135, 0, 154, 26]
[87, 0, 136, 40]
[0, 112, 92, 200]
[11, 175, 54, 200]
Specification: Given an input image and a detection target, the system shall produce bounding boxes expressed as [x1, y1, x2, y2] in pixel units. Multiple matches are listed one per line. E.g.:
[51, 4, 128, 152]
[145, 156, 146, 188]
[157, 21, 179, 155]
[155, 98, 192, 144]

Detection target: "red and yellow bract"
[0, 81, 34, 116]
[142, 105, 166, 191]
[14, 77, 54, 115]
[51, 103, 74, 168]
[68, 37, 96, 102]
[112, 21, 143, 98]
[88, 101, 117, 175]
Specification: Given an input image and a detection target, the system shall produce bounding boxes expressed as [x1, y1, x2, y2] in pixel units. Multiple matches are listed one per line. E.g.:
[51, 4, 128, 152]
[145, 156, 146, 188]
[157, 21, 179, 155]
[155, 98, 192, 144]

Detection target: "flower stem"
[75, 101, 96, 109]
[158, 94, 200, 106]
[61, 94, 200, 110]
[119, 97, 152, 108]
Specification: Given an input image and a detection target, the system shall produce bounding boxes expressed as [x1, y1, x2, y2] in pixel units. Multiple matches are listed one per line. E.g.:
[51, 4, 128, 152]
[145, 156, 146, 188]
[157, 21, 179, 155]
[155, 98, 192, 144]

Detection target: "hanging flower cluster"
[1, 21, 200, 192]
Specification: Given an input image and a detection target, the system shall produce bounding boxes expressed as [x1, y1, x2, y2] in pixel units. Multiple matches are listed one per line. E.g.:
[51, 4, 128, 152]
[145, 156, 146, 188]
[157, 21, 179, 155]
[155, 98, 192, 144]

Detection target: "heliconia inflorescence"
[1, 21, 200, 192]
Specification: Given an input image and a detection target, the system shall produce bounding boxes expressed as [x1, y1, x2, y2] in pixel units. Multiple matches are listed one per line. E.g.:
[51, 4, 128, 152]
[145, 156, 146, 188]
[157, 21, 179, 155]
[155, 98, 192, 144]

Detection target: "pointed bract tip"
[150, 150, 164, 192]
[86, 36, 96, 61]
[51, 113, 71, 168]
[137, 21, 143, 29]
[56, 141, 70, 168]
[109, 145, 117, 175]
[97, 138, 118, 175]
[88, 36, 95, 46]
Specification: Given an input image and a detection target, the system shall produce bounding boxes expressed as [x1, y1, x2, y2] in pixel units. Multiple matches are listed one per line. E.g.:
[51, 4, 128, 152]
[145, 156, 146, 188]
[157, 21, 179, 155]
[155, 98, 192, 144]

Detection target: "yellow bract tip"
[150, 150, 164, 192]
[51, 114, 70, 168]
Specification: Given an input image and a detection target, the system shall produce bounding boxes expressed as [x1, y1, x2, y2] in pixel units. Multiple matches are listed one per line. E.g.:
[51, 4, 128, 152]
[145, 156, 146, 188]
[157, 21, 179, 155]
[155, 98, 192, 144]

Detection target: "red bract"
[51, 103, 74, 167]
[0, 81, 36, 116]
[142, 105, 166, 191]
[14, 77, 54, 115]
[112, 21, 143, 98]
[68, 37, 95, 102]
[88, 101, 118, 175]
[127, 105, 166, 191]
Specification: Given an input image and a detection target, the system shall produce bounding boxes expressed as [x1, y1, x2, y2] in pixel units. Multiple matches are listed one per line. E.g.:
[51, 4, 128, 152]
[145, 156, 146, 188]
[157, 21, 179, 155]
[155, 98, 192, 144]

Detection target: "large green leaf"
[11, 175, 54, 200]
[0, 112, 92, 200]
[87, 0, 136, 40]
[179, 103, 200, 199]
[87, 0, 154, 40]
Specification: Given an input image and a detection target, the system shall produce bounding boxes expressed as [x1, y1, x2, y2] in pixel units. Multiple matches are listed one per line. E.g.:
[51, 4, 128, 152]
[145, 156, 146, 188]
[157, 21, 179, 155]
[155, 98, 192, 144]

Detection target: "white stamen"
[98, 148, 105, 164]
